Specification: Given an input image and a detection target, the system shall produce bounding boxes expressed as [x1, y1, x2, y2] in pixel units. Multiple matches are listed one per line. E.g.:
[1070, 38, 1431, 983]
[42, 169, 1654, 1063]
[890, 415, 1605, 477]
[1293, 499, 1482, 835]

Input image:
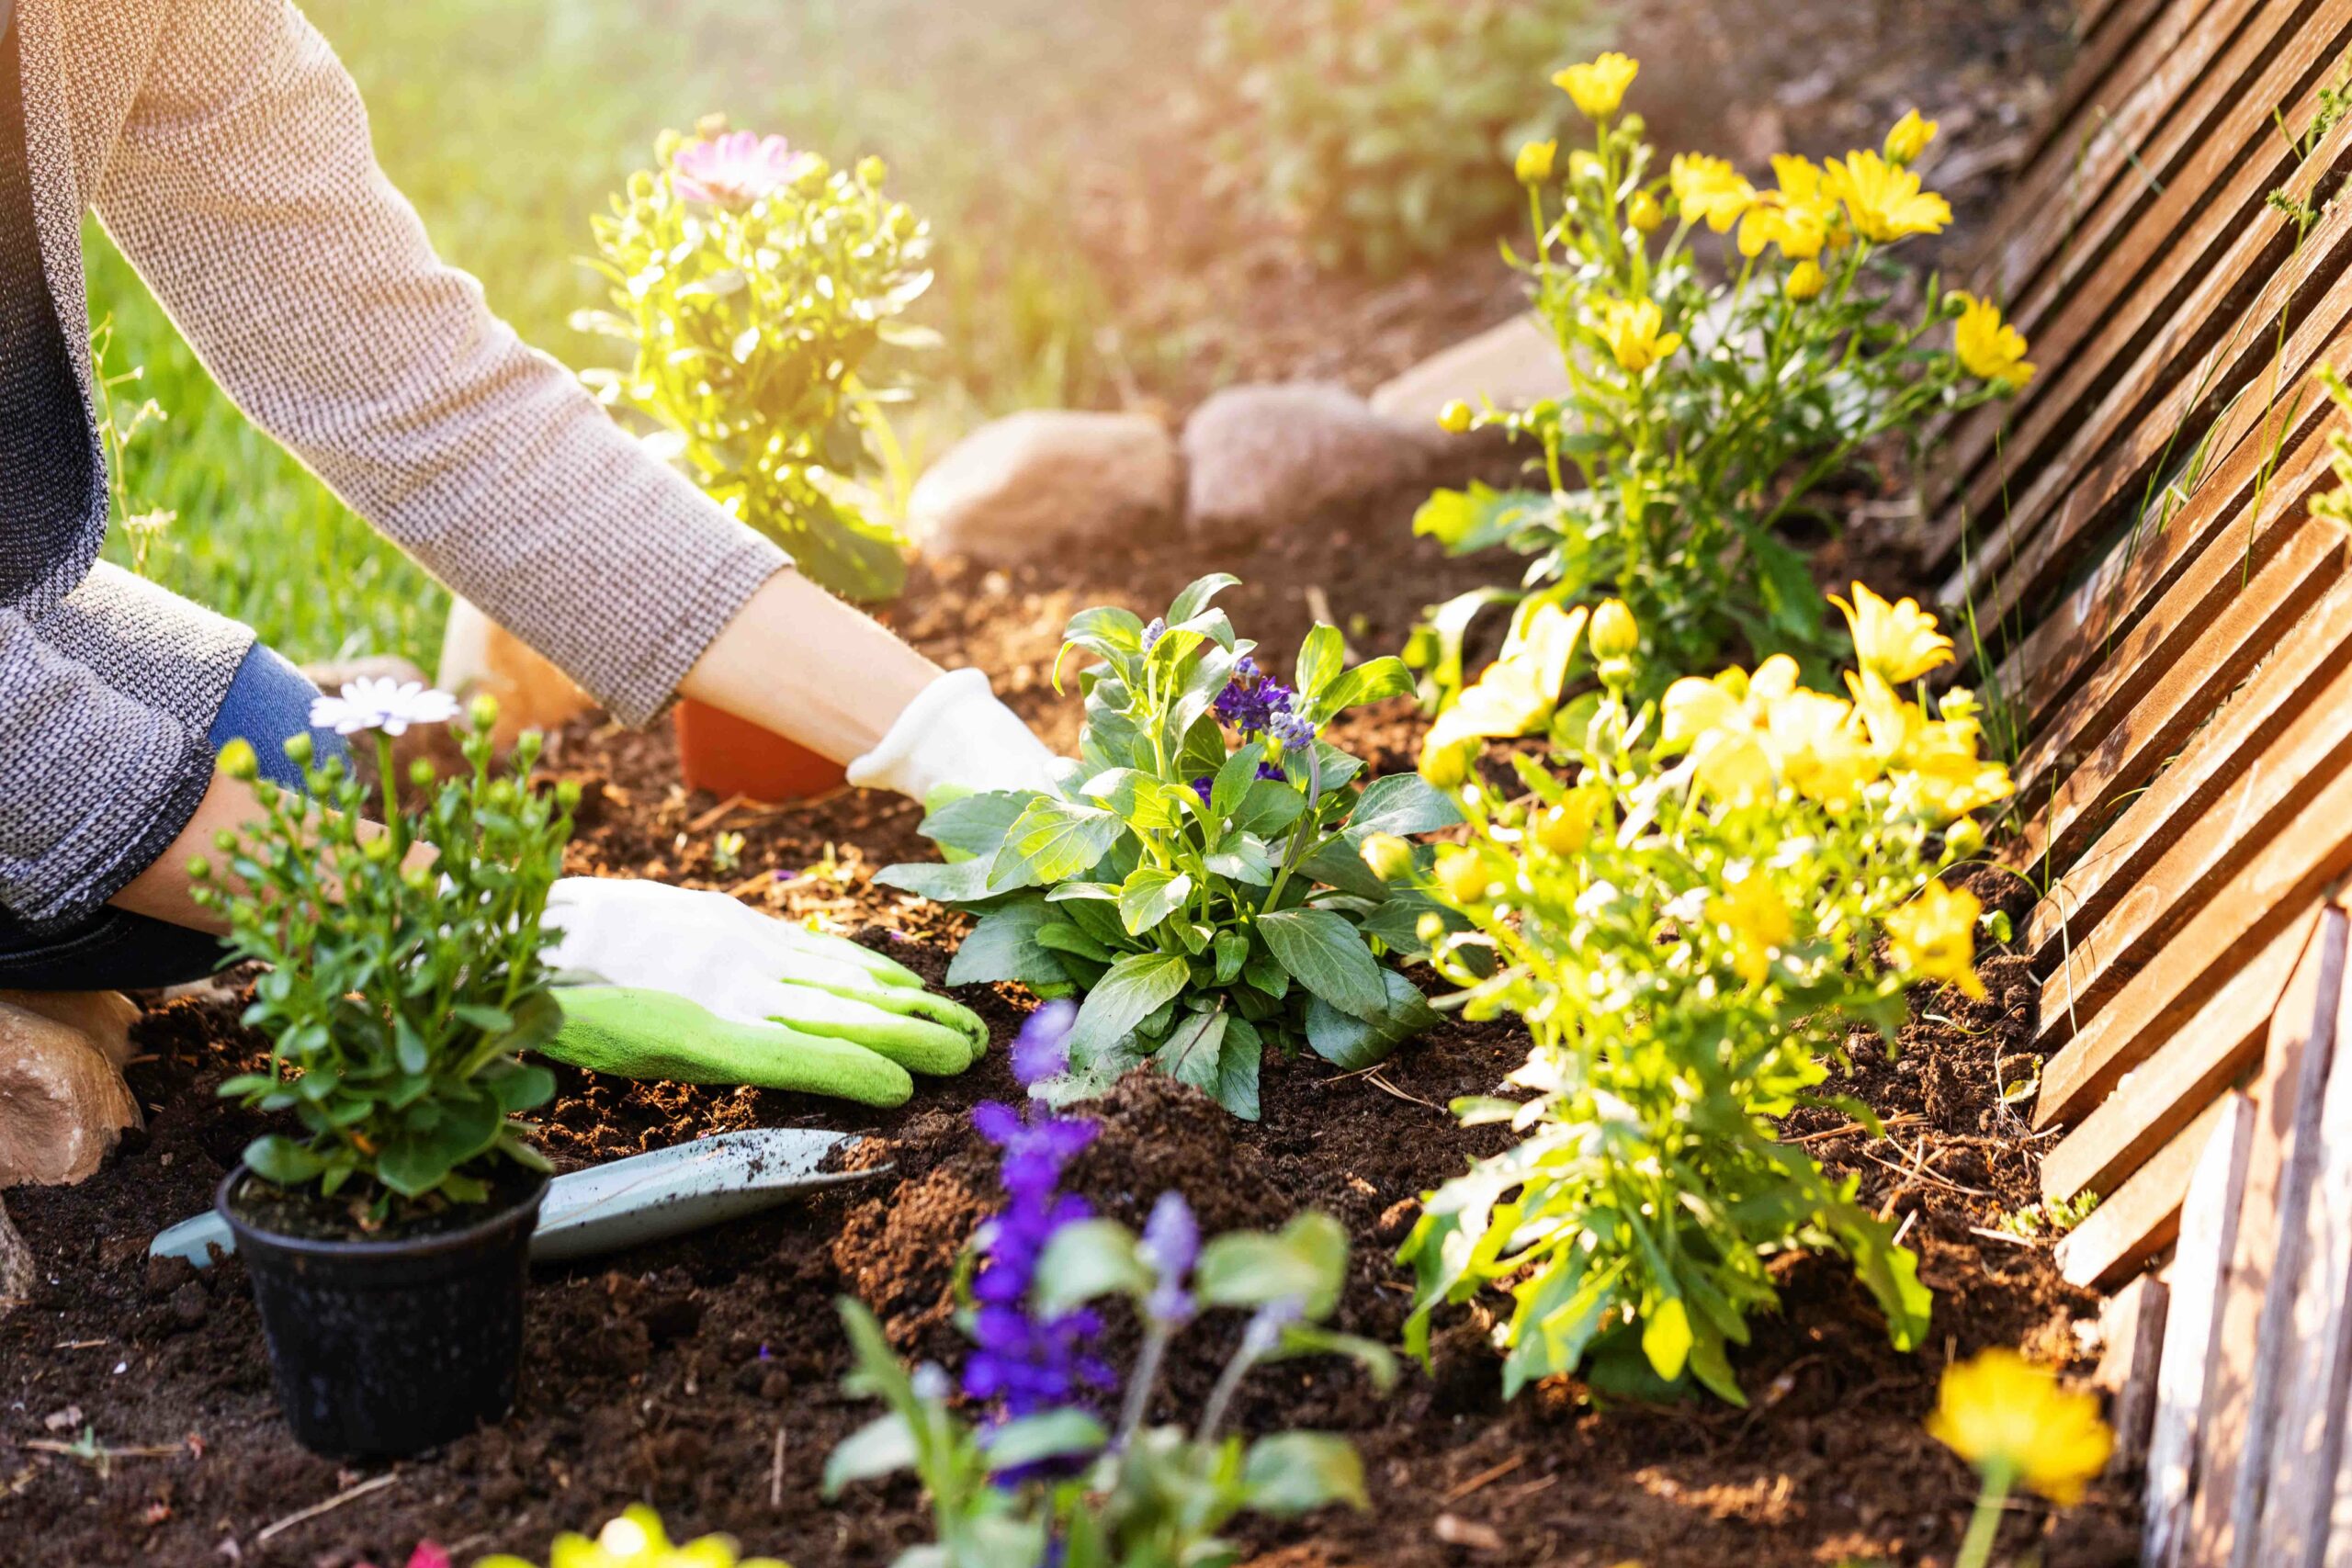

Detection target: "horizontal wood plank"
[2060, 1089, 2238, 1289]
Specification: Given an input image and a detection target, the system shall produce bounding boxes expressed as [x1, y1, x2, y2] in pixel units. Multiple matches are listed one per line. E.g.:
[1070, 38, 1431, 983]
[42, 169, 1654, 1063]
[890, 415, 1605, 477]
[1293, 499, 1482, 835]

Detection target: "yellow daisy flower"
[1555, 52, 1639, 120]
[1951, 291, 2036, 388]
[1627, 189, 1664, 232]
[1824, 149, 1951, 242]
[1596, 297, 1682, 373]
[1886, 880, 1985, 998]
[1785, 258, 1827, 299]
[1832, 581, 1954, 683]
[1883, 108, 1939, 165]
[1710, 869, 1793, 987]
[1928, 1348, 2113, 1506]
[1669, 152, 1757, 232]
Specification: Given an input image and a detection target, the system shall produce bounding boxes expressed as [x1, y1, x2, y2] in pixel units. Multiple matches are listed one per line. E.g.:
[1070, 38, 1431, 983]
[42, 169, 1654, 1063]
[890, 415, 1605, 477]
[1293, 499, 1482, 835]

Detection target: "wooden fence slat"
[2032, 0, 2200, 174]
[1937, 0, 2351, 513]
[1988, 324, 2346, 737]
[2182, 908, 2344, 1568]
[2252, 932, 2352, 1566]
[2063, 1090, 2237, 1289]
[2099, 1272, 2174, 1472]
[2032, 764, 2352, 1125]
[2030, 558, 2352, 1010]
[1933, 130, 2352, 631]
[1979, 0, 2278, 316]
[2041, 907, 2314, 1201]
[2015, 507, 2352, 947]
[2006, 515, 2347, 881]
[2145, 1091, 2259, 1567]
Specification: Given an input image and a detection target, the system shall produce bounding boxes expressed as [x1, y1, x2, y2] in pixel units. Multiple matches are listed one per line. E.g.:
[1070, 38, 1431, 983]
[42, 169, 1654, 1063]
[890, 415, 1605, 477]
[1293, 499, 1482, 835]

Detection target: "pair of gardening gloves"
[538, 668, 1063, 1107]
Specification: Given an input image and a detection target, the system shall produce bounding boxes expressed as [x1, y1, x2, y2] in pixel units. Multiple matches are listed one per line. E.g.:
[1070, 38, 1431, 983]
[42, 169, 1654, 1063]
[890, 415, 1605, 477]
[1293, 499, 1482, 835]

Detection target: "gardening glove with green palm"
[537, 877, 986, 1106]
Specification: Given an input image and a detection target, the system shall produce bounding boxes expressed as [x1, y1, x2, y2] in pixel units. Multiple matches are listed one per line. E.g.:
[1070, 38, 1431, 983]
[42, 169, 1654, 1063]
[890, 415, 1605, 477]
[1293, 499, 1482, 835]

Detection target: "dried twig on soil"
[1441, 1453, 1525, 1503]
[253, 1472, 399, 1545]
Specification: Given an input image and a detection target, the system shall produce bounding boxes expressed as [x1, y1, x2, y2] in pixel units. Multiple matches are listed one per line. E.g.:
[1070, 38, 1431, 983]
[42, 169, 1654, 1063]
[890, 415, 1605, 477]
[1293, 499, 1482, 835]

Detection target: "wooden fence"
[1927, 0, 2352, 1559]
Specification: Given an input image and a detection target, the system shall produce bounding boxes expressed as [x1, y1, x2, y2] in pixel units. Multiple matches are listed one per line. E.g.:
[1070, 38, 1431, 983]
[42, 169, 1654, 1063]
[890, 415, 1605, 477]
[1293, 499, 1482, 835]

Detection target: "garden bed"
[6, 504, 2133, 1565]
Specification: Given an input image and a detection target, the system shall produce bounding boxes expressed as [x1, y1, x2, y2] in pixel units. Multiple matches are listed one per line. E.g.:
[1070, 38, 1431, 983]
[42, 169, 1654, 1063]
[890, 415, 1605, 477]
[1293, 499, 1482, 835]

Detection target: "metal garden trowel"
[150, 1127, 884, 1269]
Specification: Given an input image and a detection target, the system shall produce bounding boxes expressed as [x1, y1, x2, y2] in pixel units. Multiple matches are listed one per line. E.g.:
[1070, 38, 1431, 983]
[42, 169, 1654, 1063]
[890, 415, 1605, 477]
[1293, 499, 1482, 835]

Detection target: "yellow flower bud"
[1436, 847, 1491, 907]
[1883, 108, 1939, 165]
[216, 737, 260, 783]
[1415, 911, 1447, 945]
[1360, 832, 1417, 884]
[1534, 801, 1591, 857]
[469, 693, 502, 733]
[1589, 599, 1639, 662]
[187, 855, 211, 881]
[1944, 817, 1985, 861]
[284, 732, 313, 769]
[1515, 139, 1557, 186]
[1627, 189, 1664, 232]
[1437, 399, 1475, 434]
[1567, 150, 1603, 185]
[856, 153, 888, 187]
[1785, 259, 1827, 300]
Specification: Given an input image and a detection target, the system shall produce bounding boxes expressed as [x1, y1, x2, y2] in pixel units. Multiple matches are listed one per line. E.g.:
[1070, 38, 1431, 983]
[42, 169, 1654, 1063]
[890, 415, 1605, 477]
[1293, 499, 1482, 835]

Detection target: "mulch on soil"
[5, 533, 2135, 1567]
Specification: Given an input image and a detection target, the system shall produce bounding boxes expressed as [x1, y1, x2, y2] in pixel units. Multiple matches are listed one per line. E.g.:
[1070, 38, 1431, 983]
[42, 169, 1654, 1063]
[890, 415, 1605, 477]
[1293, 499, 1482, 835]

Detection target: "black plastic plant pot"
[216, 1164, 548, 1458]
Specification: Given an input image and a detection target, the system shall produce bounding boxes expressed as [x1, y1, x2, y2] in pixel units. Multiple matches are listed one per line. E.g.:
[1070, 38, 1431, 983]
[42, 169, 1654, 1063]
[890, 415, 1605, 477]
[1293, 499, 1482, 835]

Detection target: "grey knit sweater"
[3, 0, 788, 934]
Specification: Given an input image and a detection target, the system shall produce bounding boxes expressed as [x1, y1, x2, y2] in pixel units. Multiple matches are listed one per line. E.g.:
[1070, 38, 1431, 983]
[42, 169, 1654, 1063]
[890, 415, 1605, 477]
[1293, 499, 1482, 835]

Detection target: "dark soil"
[4, 595, 2136, 1568]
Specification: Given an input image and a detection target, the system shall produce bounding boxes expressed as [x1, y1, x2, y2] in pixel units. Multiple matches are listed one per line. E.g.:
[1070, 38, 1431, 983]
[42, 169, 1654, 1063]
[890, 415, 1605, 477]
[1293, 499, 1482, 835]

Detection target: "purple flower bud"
[1191, 776, 1215, 805]
[1140, 617, 1167, 651]
[1010, 999, 1079, 1088]
[1138, 1191, 1200, 1325]
[1239, 1297, 1306, 1359]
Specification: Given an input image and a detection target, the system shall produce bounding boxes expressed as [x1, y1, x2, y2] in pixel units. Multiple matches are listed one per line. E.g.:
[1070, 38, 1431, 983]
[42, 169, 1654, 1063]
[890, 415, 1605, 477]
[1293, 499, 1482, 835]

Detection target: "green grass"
[87, 0, 1205, 668]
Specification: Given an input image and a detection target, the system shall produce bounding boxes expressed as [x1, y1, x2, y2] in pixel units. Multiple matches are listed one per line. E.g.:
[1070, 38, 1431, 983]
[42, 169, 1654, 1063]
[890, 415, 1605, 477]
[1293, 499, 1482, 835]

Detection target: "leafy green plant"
[1197, 0, 1603, 274]
[577, 120, 933, 601]
[1408, 60, 2030, 707]
[194, 693, 576, 1215]
[827, 1193, 1389, 1568]
[878, 575, 1461, 1119]
[1397, 590, 2012, 1402]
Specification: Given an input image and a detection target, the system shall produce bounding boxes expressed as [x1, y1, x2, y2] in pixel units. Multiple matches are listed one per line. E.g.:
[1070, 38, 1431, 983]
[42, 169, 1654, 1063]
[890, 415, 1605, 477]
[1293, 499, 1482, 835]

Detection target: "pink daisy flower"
[671, 131, 808, 208]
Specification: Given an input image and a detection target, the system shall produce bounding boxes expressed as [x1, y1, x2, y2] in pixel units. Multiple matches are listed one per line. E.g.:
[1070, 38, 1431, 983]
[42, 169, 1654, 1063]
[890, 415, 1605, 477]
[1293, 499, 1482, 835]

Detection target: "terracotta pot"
[672, 697, 846, 800]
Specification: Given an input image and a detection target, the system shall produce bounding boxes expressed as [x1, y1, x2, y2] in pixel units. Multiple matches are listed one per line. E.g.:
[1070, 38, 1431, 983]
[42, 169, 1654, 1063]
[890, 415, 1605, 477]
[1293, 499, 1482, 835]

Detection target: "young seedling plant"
[880, 575, 1462, 1119]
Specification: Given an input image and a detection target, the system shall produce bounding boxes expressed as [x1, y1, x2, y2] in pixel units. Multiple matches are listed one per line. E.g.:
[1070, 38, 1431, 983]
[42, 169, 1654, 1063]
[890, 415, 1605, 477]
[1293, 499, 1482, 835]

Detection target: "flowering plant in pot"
[193, 685, 576, 1457]
[878, 575, 1464, 1119]
[579, 119, 932, 797]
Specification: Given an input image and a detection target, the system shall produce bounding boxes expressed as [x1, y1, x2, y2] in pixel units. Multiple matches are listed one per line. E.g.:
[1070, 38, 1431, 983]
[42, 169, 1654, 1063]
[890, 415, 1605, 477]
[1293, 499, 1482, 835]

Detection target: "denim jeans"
[0, 643, 350, 991]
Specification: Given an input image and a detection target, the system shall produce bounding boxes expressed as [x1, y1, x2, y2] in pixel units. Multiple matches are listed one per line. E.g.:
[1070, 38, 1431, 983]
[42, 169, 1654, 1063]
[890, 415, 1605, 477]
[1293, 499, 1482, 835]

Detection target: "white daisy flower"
[309, 677, 461, 737]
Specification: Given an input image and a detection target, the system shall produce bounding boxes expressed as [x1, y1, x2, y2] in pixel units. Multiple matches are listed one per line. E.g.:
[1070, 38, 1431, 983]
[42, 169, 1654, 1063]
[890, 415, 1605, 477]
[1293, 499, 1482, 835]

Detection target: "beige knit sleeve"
[89, 0, 786, 725]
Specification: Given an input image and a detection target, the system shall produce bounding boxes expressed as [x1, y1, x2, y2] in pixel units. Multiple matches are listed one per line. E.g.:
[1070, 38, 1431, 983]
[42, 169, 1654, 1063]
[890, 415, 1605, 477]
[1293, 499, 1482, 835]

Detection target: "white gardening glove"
[540, 877, 986, 1079]
[845, 667, 1060, 801]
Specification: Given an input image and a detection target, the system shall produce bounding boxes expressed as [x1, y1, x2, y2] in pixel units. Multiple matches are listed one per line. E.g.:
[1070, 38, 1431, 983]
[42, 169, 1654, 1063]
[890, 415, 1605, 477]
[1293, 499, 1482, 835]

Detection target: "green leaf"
[824, 1413, 921, 1494]
[1299, 836, 1389, 900]
[242, 1134, 325, 1187]
[1305, 969, 1436, 1070]
[1642, 1296, 1695, 1384]
[489, 1062, 557, 1113]
[1411, 483, 1546, 555]
[1167, 572, 1240, 626]
[1082, 767, 1187, 832]
[1318, 656, 1416, 716]
[1272, 1325, 1399, 1391]
[1242, 1432, 1368, 1516]
[1211, 741, 1269, 822]
[1295, 624, 1344, 703]
[1228, 782, 1306, 840]
[1060, 605, 1147, 672]
[1034, 1217, 1151, 1314]
[451, 1003, 514, 1034]
[1067, 953, 1192, 1066]
[981, 1409, 1108, 1472]
[1197, 1212, 1349, 1316]
[992, 796, 1125, 886]
[1257, 908, 1388, 1021]
[1035, 921, 1117, 964]
[1345, 773, 1464, 837]
[1159, 1009, 1230, 1098]
[1211, 929, 1250, 986]
[1117, 867, 1194, 937]
[920, 789, 1037, 860]
[1218, 1015, 1264, 1122]
[1204, 832, 1276, 886]
[876, 856, 1001, 905]
[948, 896, 1069, 987]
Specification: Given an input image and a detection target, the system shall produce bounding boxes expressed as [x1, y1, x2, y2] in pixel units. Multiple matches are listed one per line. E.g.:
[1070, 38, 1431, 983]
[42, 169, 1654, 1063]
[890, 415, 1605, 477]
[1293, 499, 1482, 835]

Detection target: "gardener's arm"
[92, 0, 1048, 795]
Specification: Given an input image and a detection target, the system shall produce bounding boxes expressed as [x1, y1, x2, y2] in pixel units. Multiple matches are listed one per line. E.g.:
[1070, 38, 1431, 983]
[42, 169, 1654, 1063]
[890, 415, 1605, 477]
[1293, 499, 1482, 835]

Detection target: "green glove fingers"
[545, 987, 914, 1108]
[762, 985, 985, 1077]
[770, 923, 931, 991]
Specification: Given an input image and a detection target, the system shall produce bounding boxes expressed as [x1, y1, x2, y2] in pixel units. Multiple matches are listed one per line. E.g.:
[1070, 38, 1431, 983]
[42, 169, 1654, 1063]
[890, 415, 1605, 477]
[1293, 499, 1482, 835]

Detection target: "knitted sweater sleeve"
[90, 0, 786, 726]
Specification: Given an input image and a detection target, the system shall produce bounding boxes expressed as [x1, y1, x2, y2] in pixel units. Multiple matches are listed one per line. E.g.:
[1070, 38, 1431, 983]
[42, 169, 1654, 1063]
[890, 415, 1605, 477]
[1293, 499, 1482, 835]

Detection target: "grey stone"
[1181, 382, 1451, 543]
[909, 411, 1181, 564]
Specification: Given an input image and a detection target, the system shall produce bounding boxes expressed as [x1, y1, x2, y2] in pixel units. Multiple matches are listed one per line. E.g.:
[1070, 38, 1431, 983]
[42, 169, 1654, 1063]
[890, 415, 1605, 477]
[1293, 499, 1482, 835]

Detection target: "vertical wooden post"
[2185, 907, 2347, 1568]
[2257, 912, 2352, 1563]
[2147, 1091, 2257, 1568]
[2098, 1273, 2171, 1473]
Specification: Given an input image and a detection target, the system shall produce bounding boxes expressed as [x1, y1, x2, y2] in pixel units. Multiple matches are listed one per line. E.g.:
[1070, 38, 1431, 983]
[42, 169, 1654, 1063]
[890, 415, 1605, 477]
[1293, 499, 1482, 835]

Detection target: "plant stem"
[1114, 1319, 1174, 1452]
[1954, 1469, 2014, 1568]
